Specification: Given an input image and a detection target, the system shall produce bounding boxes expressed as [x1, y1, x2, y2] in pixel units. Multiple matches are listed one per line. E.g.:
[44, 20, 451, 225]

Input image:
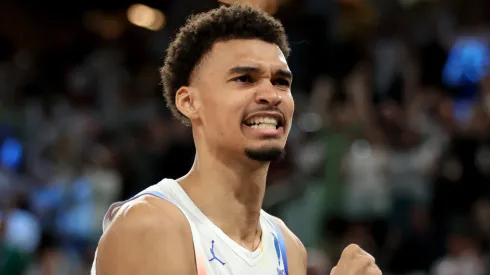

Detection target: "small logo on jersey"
[272, 233, 286, 275]
[208, 240, 226, 265]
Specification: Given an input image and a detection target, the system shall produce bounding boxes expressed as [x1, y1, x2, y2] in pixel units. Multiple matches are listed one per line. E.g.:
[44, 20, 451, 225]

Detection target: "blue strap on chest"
[273, 222, 289, 275]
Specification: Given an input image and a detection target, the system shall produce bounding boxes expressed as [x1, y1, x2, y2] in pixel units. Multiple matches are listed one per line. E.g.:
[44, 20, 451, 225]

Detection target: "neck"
[178, 148, 269, 251]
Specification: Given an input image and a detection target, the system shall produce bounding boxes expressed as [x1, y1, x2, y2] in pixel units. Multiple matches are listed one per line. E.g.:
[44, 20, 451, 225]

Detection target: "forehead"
[202, 39, 289, 72]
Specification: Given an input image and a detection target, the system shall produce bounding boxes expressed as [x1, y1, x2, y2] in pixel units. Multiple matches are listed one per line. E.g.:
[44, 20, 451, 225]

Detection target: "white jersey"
[91, 179, 289, 275]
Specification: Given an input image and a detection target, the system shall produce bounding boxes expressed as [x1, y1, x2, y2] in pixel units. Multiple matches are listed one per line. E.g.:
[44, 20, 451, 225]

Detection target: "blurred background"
[0, 0, 489, 274]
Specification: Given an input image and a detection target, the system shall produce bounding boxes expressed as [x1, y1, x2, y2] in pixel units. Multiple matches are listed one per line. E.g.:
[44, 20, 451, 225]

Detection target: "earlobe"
[175, 87, 199, 120]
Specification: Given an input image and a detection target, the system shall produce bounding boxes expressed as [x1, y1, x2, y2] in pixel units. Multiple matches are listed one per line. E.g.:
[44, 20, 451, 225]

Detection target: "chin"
[244, 145, 286, 162]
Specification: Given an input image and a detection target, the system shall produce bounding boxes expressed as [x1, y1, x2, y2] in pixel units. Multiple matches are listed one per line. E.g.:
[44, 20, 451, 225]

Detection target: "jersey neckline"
[162, 179, 269, 267]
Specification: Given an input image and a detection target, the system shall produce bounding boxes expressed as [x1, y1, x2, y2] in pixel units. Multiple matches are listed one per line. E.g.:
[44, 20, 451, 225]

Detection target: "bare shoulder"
[111, 195, 190, 230]
[272, 216, 307, 274]
[96, 195, 196, 275]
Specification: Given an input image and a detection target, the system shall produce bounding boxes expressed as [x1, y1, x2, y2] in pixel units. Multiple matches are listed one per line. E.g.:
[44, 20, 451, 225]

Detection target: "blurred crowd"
[1, 0, 490, 274]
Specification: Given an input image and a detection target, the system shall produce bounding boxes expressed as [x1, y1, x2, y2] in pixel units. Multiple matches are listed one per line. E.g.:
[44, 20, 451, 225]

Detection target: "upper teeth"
[245, 116, 278, 127]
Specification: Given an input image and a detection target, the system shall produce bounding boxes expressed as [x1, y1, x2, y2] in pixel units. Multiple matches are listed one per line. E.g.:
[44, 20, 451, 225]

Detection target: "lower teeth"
[250, 124, 276, 129]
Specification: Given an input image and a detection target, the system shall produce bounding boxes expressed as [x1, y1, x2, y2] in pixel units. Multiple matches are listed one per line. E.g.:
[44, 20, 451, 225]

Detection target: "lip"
[242, 111, 285, 128]
[241, 124, 284, 139]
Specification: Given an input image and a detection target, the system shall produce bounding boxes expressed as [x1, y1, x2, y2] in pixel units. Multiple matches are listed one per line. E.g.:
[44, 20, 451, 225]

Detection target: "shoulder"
[271, 216, 307, 273]
[96, 195, 196, 274]
[109, 194, 190, 234]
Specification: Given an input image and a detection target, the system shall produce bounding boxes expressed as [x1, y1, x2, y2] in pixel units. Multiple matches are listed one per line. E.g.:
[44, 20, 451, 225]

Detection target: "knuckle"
[363, 251, 376, 262]
[357, 256, 371, 267]
[353, 255, 376, 272]
[347, 243, 361, 251]
[368, 265, 382, 275]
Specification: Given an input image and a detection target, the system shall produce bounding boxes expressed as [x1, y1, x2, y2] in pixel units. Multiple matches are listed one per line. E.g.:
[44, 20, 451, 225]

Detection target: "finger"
[352, 254, 373, 273]
[340, 244, 362, 260]
[356, 260, 381, 275]
[330, 266, 337, 275]
[359, 249, 375, 263]
[338, 244, 361, 268]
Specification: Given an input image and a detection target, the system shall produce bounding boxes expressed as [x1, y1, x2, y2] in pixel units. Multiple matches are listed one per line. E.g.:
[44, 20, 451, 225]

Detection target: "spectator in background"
[84, 143, 121, 240]
[431, 221, 488, 275]
[1, 195, 41, 255]
[388, 205, 439, 274]
[343, 66, 391, 222]
[142, 115, 195, 185]
[0, 193, 40, 275]
[344, 128, 389, 221]
[472, 197, 490, 253]
[309, 70, 364, 220]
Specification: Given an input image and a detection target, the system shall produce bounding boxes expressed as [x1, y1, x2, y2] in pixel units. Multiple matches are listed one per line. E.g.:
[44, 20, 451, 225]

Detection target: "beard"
[244, 146, 286, 162]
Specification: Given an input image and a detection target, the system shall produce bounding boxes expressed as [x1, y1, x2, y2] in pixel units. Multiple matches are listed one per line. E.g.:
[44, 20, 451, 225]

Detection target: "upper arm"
[96, 196, 197, 275]
[274, 217, 307, 275]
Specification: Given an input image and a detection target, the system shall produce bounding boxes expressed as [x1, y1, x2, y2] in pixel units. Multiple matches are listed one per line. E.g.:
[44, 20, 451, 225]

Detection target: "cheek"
[285, 94, 295, 122]
[200, 96, 243, 135]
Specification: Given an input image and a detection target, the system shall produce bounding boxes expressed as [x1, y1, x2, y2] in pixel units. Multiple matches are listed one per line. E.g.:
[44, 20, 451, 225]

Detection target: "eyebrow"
[228, 66, 293, 80]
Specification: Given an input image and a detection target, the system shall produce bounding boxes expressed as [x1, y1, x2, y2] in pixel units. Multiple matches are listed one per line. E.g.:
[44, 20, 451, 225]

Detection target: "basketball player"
[92, 4, 381, 275]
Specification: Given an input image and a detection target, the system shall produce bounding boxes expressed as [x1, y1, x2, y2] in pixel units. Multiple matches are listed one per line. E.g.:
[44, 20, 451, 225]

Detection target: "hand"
[330, 244, 381, 275]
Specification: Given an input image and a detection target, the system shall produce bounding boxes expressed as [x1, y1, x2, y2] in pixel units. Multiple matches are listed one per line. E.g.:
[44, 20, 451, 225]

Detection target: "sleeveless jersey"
[91, 179, 289, 275]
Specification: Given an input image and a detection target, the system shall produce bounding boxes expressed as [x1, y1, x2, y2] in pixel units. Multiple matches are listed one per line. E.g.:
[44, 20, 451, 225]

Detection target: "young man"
[93, 4, 381, 275]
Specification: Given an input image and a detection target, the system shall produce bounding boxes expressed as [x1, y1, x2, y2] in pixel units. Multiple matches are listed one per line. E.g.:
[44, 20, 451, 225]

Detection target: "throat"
[202, 189, 264, 251]
[178, 167, 267, 251]
[178, 150, 269, 251]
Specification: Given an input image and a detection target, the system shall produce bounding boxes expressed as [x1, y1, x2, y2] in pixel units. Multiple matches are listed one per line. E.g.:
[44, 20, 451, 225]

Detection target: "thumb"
[330, 266, 337, 275]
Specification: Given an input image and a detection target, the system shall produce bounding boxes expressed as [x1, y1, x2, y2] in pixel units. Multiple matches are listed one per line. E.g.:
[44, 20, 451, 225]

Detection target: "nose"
[255, 85, 282, 106]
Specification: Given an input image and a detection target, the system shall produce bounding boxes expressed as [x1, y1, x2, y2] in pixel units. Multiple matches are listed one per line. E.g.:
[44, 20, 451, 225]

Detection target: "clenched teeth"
[244, 116, 279, 128]
[249, 123, 277, 129]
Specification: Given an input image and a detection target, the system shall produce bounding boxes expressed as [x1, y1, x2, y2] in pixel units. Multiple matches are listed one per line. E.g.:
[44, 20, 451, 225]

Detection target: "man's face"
[184, 39, 294, 162]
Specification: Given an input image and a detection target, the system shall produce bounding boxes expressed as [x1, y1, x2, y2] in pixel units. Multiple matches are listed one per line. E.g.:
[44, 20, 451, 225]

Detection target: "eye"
[272, 78, 291, 87]
[233, 75, 253, 84]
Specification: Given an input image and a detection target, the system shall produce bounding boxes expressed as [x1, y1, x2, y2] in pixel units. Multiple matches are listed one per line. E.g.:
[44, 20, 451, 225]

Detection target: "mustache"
[247, 106, 283, 115]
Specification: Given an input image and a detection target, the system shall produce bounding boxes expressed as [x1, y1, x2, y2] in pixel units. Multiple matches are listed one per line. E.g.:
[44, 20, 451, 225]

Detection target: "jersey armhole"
[104, 190, 206, 275]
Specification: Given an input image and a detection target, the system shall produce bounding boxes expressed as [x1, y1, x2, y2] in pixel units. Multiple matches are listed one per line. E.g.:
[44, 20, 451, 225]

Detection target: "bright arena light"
[127, 4, 166, 31]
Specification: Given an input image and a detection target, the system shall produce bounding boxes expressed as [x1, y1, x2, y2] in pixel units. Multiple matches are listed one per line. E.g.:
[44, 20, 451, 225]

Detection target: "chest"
[192, 224, 287, 275]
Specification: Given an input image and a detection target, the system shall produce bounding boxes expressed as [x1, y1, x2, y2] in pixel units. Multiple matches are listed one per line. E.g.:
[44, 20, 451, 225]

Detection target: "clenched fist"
[330, 244, 381, 275]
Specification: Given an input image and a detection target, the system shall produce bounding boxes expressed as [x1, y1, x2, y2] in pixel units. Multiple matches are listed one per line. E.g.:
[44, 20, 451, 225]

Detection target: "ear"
[175, 86, 200, 121]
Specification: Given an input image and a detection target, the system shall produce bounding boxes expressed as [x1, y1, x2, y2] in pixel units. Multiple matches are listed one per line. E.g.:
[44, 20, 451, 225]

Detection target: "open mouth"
[243, 115, 284, 130]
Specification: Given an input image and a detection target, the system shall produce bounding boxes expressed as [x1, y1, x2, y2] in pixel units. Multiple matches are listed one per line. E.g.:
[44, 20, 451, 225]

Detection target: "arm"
[344, 65, 374, 127]
[309, 75, 335, 126]
[95, 196, 197, 275]
[274, 217, 307, 275]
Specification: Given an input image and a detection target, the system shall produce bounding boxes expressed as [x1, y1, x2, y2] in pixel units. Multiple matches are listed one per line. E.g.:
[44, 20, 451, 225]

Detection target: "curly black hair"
[160, 4, 290, 125]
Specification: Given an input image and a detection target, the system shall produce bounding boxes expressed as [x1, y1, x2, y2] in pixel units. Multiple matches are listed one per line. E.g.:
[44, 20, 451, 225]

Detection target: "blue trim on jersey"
[273, 222, 289, 275]
[136, 190, 169, 201]
[129, 190, 290, 274]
